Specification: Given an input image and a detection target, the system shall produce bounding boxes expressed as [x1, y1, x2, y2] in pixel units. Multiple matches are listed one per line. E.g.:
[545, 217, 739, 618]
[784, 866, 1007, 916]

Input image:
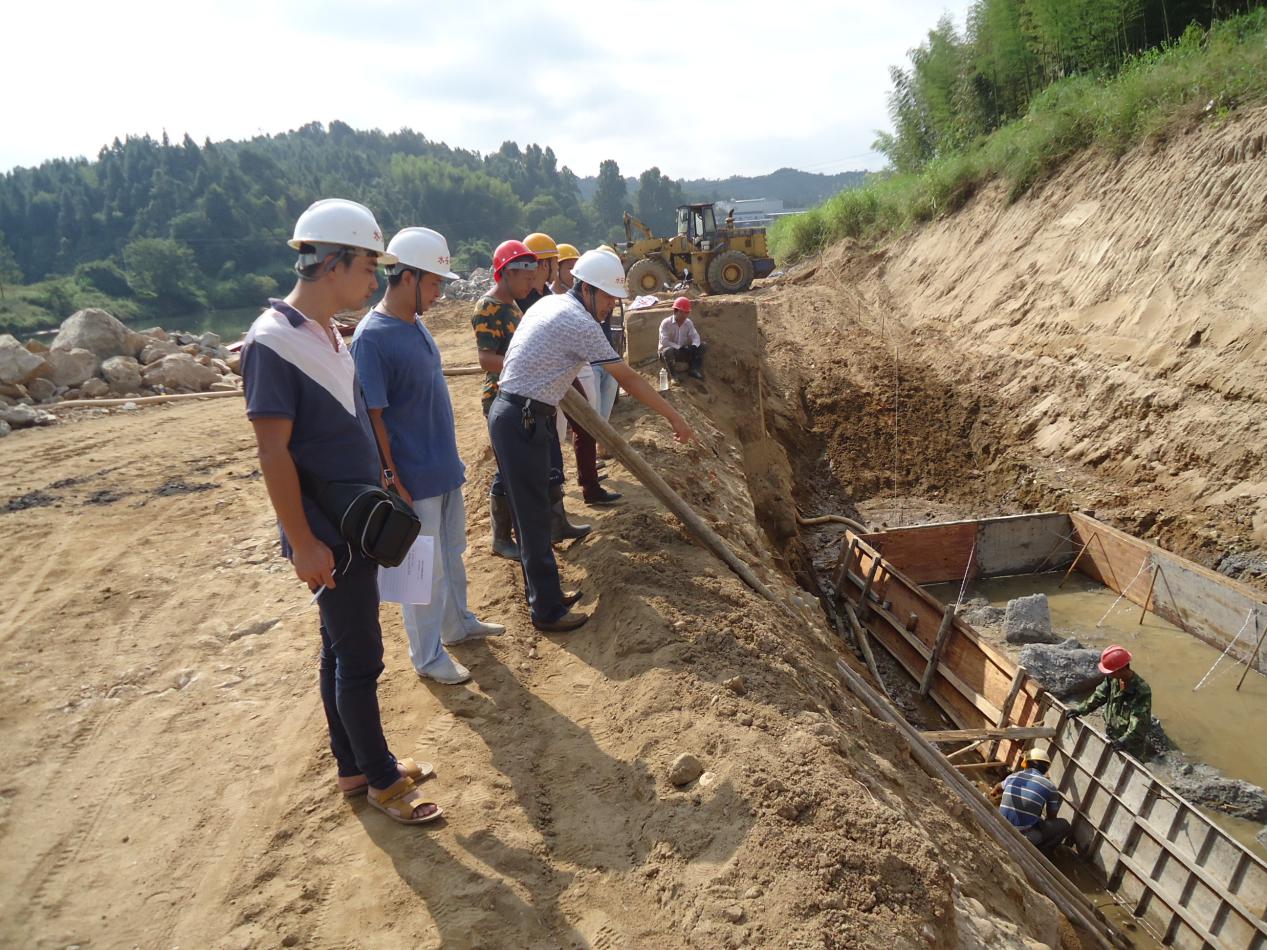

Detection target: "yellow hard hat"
[523, 232, 559, 260]
[556, 243, 580, 263]
[1024, 747, 1052, 767]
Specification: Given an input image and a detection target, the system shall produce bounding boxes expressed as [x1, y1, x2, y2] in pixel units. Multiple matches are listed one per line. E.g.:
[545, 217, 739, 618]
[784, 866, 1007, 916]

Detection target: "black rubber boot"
[550, 483, 591, 542]
[490, 492, 520, 559]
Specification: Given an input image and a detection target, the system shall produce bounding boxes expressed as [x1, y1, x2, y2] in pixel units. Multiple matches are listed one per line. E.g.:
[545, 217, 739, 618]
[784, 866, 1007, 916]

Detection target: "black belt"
[498, 391, 556, 417]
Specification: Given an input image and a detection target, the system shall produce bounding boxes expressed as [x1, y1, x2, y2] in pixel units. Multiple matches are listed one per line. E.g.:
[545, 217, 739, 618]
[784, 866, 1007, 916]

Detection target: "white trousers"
[401, 487, 479, 674]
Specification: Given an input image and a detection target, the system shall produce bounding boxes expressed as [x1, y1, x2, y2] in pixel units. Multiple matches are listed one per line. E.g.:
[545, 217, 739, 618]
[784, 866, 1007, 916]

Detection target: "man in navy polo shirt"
[352, 227, 505, 686]
[241, 199, 441, 826]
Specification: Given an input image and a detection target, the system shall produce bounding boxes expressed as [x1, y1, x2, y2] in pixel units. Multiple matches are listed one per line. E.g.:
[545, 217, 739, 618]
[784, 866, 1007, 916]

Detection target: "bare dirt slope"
[0, 302, 1066, 948]
[755, 104, 1267, 586]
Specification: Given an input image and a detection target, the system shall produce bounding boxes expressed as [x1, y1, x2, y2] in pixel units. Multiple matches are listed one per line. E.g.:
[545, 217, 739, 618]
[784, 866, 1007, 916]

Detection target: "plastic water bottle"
[658, 368, 669, 392]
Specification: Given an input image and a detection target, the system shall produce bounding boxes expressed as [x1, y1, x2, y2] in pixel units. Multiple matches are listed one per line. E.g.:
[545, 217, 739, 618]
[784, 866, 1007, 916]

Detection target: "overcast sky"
[3, 0, 972, 179]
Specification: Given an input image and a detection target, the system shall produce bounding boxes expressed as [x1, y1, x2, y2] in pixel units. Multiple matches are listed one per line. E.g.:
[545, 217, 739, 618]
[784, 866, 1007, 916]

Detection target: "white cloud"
[2, 0, 972, 178]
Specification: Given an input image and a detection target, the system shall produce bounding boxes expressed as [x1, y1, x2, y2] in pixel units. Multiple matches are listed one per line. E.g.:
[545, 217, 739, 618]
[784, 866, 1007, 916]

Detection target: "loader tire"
[706, 250, 754, 294]
[627, 258, 675, 294]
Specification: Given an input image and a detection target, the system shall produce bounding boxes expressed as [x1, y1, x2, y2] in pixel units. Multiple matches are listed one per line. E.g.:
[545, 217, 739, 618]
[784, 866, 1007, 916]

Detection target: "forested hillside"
[1, 123, 865, 333]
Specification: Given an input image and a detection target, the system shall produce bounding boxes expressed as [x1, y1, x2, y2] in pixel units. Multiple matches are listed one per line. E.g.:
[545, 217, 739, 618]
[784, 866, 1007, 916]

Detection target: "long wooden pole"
[988, 667, 1028, 765]
[834, 659, 1128, 950]
[1058, 533, 1096, 589]
[558, 388, 777, 603]
[918, 605, 957, 697]
[46, 389, 244, 411]
[1236, 614, 1266, 692]
[844, 602, 892, 700]
[1138, 565, 1159, 625]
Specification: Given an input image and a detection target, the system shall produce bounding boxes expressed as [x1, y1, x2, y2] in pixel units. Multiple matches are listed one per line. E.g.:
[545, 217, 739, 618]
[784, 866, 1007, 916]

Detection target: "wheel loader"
[619, 202, 777, 295]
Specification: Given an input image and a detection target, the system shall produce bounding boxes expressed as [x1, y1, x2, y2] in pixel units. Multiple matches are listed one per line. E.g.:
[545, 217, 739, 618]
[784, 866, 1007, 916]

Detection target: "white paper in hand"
[377, 535, 435, 605]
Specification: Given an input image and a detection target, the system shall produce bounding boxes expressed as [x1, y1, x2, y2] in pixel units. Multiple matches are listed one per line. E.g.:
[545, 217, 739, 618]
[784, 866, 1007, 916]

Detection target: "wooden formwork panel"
[860, 522, 978, 585]
[1039, 708, 1267, 948]
[837, 522, 1267, 950]
[858, 512, 1076, 585]
[1069, 513, 1267, 675]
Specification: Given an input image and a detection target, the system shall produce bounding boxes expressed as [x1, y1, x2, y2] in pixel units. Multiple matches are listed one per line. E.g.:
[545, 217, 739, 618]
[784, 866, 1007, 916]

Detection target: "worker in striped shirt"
[992, 747, 1070, 858]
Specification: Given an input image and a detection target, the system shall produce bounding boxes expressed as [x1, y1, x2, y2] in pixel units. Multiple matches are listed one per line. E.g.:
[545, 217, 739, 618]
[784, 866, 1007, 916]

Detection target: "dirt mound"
[757, 104, 1267, 587]
[0, 299, 1069, 948]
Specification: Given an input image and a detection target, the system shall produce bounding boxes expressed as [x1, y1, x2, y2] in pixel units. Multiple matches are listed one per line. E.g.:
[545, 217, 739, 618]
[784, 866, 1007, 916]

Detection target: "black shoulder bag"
[300, 411, 421, 568]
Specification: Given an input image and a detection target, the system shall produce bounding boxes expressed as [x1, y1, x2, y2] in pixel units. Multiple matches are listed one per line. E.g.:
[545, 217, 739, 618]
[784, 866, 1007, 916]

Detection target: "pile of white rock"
[444, 267, 493, 301]
[0, 309, 243, 433]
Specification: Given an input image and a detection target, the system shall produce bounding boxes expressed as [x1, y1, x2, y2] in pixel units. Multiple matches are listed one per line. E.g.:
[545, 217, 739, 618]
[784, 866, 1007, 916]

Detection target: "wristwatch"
[383, 468, 396, 485]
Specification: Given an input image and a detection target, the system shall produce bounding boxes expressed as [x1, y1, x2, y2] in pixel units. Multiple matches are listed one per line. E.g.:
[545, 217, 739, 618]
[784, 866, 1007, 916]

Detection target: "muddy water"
[932, 572, 1267, 860]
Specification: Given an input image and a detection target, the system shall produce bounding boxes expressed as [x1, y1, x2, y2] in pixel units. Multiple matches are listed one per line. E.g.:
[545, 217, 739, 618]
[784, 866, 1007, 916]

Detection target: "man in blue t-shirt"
[352, 227, 504, 685]
[992, 747, 1069, 857]
[241, 199, 442, 827]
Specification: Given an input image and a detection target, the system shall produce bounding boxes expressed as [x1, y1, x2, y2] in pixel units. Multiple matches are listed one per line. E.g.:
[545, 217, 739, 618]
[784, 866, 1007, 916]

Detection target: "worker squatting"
[241, 198, 694, 824]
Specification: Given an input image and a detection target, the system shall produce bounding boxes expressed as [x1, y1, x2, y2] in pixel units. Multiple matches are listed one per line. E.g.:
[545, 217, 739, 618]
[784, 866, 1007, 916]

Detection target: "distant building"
[715, 197, 803, 228]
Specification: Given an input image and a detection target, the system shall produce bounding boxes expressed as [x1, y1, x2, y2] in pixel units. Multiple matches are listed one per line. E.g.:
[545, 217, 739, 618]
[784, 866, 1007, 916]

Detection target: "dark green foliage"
[877, 0, 1261, 172]
[634, 167, 686, 235]
[773, 6, 1267, 262]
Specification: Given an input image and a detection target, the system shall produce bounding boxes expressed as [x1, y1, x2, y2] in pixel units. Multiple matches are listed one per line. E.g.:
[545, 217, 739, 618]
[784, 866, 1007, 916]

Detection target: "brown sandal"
[366, 777, 443, 825]
[340, 757, 434, 798]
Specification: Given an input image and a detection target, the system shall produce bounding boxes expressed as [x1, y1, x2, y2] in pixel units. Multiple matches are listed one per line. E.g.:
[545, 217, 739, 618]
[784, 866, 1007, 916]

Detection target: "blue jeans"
[488, 394, 566, 623]
[592, 363, 619, 420]
[402, 488, 480, 673]
[317, 546, 398, 789]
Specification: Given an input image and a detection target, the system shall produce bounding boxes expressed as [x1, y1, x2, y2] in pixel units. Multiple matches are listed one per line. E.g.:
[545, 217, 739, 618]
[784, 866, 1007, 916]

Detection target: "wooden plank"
[955, 761, 1008, 772]
[918, 605, 956, 697]
[989, 666, 1029, 764]
[857, 521, 977, 584]
[843, 602, 891, 700]
[923, 726, 1056, 742]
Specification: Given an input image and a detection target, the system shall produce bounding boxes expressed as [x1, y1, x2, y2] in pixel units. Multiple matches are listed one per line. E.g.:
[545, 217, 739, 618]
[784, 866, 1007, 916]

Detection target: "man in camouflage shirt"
[1069, 645, 1153, 760]
[473, 240, 537, 558]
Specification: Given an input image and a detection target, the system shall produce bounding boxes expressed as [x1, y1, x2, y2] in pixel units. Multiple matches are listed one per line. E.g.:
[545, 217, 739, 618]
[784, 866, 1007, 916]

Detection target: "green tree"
[123, 238, 208, 312]
[592, 159, 628, 234]
[635, 167, 684, 236]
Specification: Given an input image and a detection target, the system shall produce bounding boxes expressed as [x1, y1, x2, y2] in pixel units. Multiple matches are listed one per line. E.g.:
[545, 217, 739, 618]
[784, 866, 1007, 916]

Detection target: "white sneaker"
[417, 651, 471, 685]
[442, 619, 506, 645]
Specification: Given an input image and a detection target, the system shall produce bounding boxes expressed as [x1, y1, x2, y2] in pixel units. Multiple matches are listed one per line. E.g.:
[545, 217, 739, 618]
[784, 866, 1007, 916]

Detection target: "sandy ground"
[0, 302, 1067, 948]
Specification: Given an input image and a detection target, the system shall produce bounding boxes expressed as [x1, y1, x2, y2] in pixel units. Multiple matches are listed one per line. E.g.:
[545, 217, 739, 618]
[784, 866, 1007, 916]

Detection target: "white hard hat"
[288, 198, 397, 266]
[385, 227, 459, 280]
[572, 249, 629, 299]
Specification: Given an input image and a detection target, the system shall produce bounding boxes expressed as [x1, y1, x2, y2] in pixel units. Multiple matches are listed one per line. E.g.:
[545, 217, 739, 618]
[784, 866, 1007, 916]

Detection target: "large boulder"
[51, 308, 133, 359]
[142, 353, 221, 392]
[1160, 758, 1267, 822]
[0, 335, 48, 385]
[140, 340, 181, 365]
[1004, 593, 1059, 644]
[101, 355, 143, 393]
[961, 604, 1006, 630]
[26, 377, 56, 402]
[80, 378, 110, 398]
[46, 347, 101, 388]
[1018, 640, 1103, 699]
[2, 404, 57, 428]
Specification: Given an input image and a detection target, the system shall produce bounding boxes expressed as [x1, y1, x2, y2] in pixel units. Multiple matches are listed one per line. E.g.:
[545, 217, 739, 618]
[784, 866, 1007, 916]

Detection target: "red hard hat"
[493, 240, 535, 280]
[1098, 645, 1132, 675]
[672, 296, 692, 313]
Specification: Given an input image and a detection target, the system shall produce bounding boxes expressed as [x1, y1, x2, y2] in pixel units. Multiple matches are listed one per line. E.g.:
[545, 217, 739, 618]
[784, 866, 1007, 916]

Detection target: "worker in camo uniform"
[1067, 645, 1154, 760]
